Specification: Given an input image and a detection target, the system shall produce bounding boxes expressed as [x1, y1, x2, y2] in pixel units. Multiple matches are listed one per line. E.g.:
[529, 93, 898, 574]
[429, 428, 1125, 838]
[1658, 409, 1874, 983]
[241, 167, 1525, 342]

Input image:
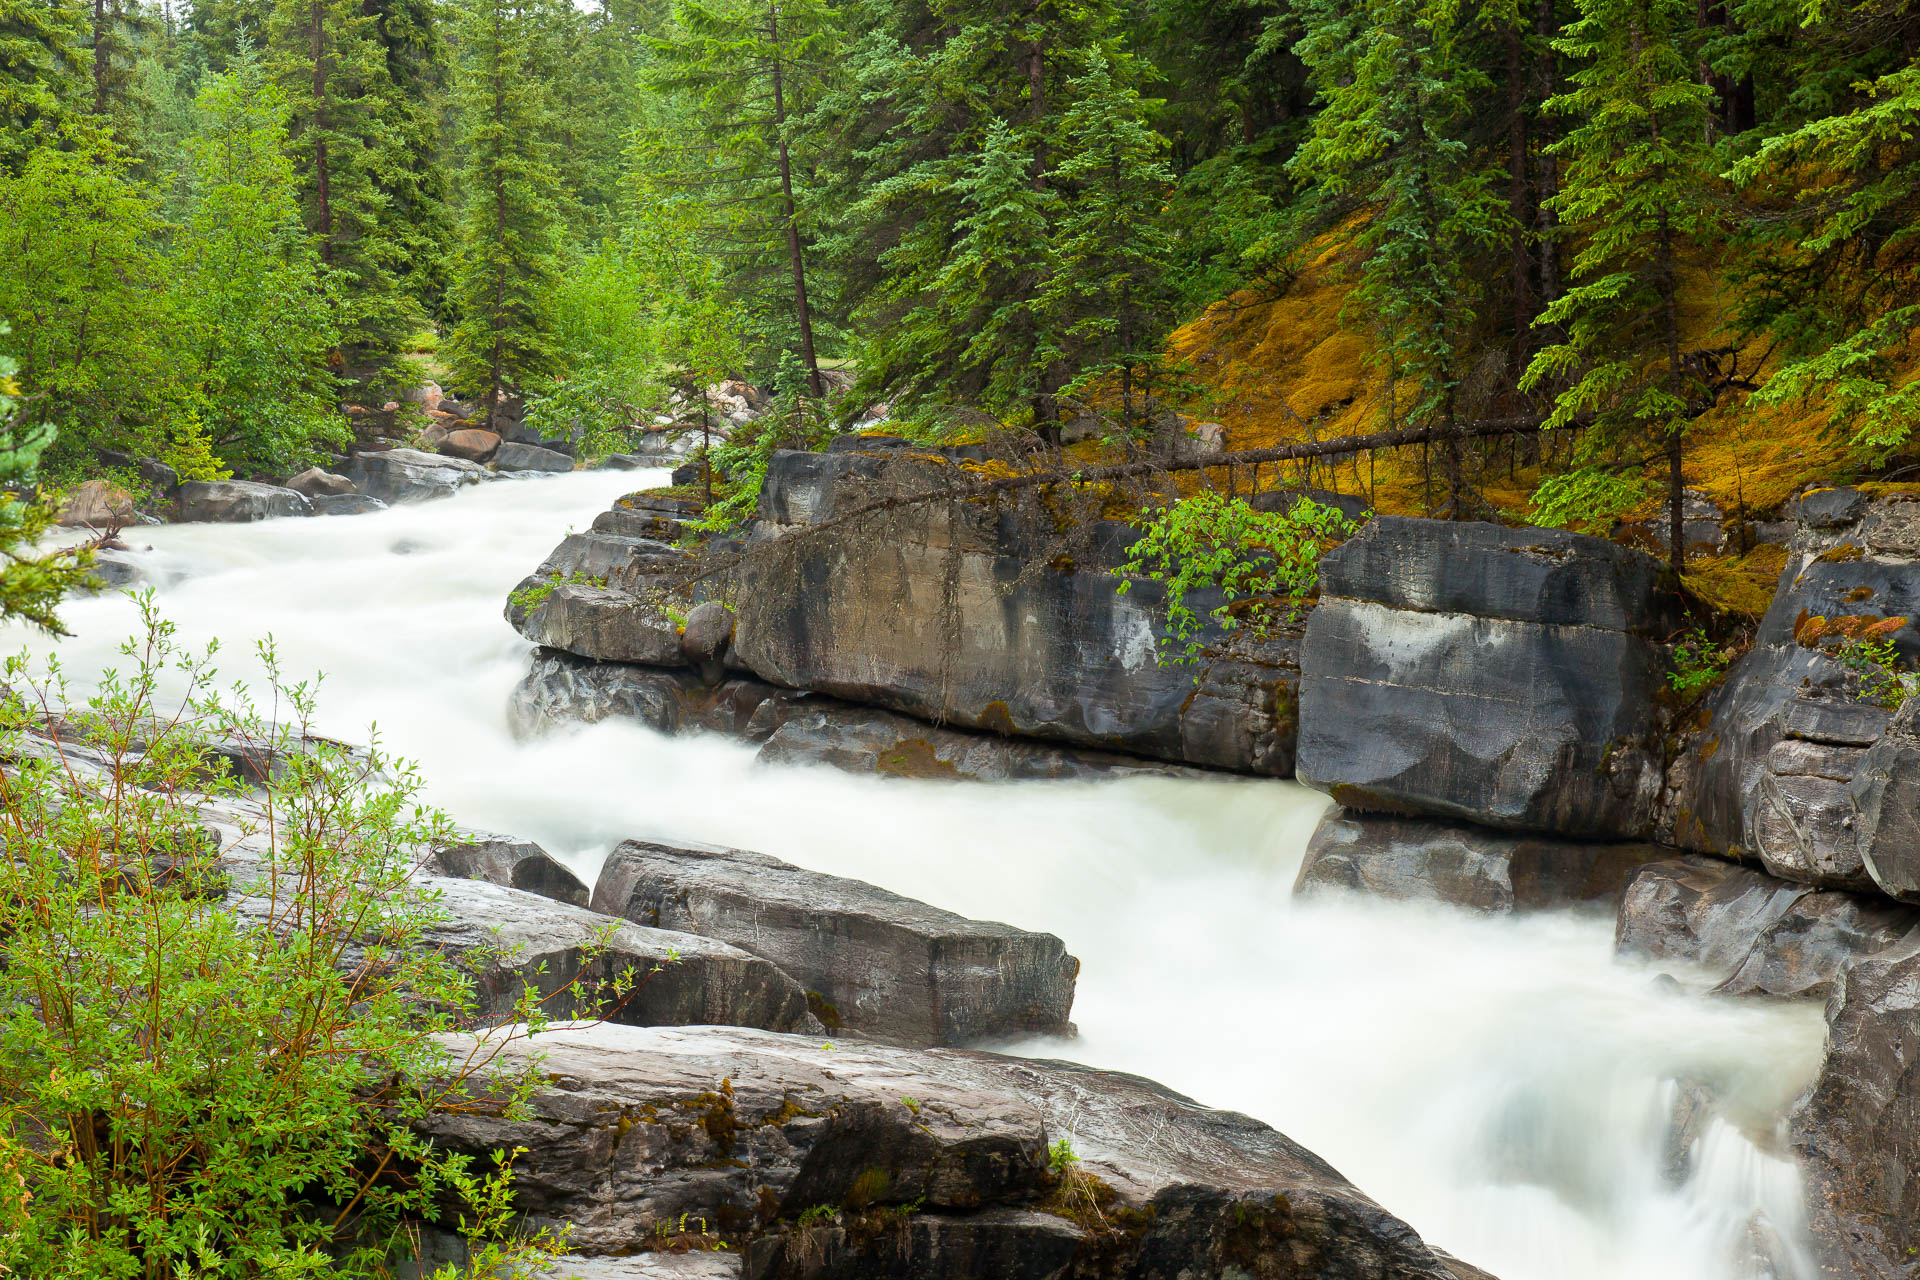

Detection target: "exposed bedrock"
[1295, 808, 1666, 913]
[1667, 493, 1920, 893]
[414, 1023, 1476, 1279]
[504, 445, 1302, 777]
[591, 840, 1078, 1047]
[1296, 517, 1681, 839]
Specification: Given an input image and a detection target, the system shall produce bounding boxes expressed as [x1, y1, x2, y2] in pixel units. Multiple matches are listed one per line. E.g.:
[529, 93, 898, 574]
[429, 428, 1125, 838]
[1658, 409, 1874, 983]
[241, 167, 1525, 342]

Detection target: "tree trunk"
[767, 5, 824, 399]
[488, 5, 508, 432]
[1532, 0, 1560, 328]
[1506, 21, 1532, 378]
[1658, 208, 1684, 575]
[311, 0, 334, 264]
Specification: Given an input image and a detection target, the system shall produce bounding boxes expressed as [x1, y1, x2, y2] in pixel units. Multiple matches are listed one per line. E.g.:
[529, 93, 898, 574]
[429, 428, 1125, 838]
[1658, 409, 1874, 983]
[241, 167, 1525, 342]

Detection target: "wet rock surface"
[430, 831, 590, 907]
[344, 447, 488, 504]
[1297, 517, 1677, 839]
[175, 480, 313, 522]
[1296, 809, 1665, 913]
[415, 1023, 1471, 1279]
[591, 840, 1078, 1047]
[495, 441, 575, 473]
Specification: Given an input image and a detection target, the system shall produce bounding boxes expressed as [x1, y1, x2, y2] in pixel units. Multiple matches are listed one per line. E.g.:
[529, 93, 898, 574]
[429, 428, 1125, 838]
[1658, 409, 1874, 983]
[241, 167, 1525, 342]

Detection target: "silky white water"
[14, 471, 1827, 1280]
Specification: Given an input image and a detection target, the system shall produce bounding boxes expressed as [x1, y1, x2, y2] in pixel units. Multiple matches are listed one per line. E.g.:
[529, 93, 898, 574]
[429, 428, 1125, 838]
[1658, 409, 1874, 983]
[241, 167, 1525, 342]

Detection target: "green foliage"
[0, 326, 95, 633]
[1048, 1139, 1079, 1177]
[1837, 635, 1910, 709]
[690, 351, 836, 530]
[528, 237, 660, 452]
[1666, 626, 1730, 697]
[1116, 491, 1361, 664]
[1526, 465, 1647, 530]
[0, 601, 625, 1276]
[0, 0, 85, 169]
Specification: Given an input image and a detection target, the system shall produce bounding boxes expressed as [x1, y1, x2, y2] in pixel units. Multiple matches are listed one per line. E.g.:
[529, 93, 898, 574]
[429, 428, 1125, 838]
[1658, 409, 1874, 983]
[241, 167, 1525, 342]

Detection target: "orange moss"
[1793, 612, 1909, 647]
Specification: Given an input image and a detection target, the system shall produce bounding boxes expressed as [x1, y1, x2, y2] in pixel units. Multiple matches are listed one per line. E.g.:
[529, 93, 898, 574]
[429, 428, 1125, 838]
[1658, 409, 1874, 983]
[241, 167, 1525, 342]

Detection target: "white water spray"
[14, 472, 1827, 1280]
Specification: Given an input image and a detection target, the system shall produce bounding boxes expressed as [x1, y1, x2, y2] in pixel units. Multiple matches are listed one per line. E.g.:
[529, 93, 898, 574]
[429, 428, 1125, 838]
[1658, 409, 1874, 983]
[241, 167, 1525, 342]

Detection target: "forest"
[1, 0, 1917, 574]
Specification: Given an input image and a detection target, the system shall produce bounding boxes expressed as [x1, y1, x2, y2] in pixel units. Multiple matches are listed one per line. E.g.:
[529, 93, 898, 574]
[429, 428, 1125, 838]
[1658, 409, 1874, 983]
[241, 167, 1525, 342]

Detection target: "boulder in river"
[591, 839, 1078, 1046]
[175, 480, 312, 523]
[1295, 809, 1666, 913]
[494, 441, 575, 474]
[285, 467, 357, 499]
[313, 493, 388, 517]
[1296, 516, 1680, 839]
[57, 478, 136, 528]
[439, 428, 501, 463]
[411, 1023, 1473, 1279]
[1846, 695, 1920, 901]
[430, 832, 589, 907]
[508, 580, 685, 665]
[343, 447, 487, 504]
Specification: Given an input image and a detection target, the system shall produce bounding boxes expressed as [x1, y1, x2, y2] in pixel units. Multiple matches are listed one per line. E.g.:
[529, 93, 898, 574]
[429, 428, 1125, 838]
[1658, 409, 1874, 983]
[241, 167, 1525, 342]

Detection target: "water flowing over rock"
[1296, 517, 1680, 838]
[591, 840, 1078, 1047]
[343, 447, 488, 504]
[314, 493, 388, 516]
[175, 480, 313, 523]
[1296, 809, 1665, 913]
[413, 1023, 1474, 1279]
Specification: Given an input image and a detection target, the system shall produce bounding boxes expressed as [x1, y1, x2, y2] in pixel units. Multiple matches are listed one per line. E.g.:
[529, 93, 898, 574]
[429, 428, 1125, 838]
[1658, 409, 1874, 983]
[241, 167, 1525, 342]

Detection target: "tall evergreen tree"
[0, 0, 85, 167]
[1521, 0, 1714, 571]
[444, 0, 562, 427]
[366, 0, 453, 321]
[84, 0, 158, 144]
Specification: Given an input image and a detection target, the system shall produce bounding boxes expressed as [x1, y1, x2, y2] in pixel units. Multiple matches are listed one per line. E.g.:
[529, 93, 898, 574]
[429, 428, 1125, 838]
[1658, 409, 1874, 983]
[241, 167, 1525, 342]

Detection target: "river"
[12, 469, 1827, 1280]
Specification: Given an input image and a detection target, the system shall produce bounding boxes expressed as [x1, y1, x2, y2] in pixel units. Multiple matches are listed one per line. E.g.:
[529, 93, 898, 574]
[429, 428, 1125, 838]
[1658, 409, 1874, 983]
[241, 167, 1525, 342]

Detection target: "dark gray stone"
[431, 832, 589, 907]
[414, 1024, 1469, 1279]
[591, 840, 1078, 1047]
[507, 580, 684, 665]
[1717, 889, 1920, 999]
[175, 480, 312, 523]
[596, 453, 655, 471]
[1615, 857, 1811, 984]
[344, 447, 487, 504]
[1793, 932, 1920, 1278]
[137, 456, 179, 494]
[1850, 697, 1920, 901]
[507, 651, 803, 741]
[313, 493, 388, 516]
[83, 549, 145, 590]
[494, 441, 575, 474]
[1785, 486, 1868, 529]
[1296, 810, 1667, 913]
[536, 531, 688, 583]
[286, 467, 356, 498]
[744, 1210, 1083, 1280]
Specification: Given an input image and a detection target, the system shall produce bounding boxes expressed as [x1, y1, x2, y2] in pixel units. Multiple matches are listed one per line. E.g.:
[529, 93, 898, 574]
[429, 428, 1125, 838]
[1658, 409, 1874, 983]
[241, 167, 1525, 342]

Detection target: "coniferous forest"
[3, 0, 1919, 578]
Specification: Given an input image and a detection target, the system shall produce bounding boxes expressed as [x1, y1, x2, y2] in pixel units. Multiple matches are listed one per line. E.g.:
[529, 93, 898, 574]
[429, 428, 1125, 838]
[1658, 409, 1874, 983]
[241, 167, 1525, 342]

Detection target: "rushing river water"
[13, 470, 1829, 1280]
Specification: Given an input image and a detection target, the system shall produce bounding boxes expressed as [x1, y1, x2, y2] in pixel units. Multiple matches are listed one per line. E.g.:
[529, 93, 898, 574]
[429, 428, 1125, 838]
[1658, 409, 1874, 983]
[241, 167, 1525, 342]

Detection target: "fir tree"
[444, 0, 562, 428]
[1521, 0, 1714, 572]
[0, 0, 86, 168]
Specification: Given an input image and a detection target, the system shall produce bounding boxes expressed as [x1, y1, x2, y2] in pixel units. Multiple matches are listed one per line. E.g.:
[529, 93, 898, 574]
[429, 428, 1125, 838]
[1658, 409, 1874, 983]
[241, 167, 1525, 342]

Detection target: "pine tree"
[84, 0, 158, 145]
[0, 0, 86, 168]
[366, 0, 453, 323]
[269, 0, 420, 376]
[444, 0, 562, 428]
[1521, 0, 1714, 572]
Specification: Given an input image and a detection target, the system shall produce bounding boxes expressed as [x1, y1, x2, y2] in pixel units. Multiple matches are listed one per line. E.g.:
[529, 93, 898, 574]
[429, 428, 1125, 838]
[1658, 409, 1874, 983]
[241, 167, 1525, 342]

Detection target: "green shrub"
[1666, 627, 1731, 697]
[1837, 635, 1911, 709]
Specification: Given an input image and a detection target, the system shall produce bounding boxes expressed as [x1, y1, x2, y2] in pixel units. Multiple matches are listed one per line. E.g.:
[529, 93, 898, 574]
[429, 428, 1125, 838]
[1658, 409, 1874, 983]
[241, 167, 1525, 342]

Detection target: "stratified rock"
[1295, 809, 1666, 913]
[431, 832, 589, 907]
[57, 478, 136, 528]
[494, 441, 575, 473]
[344, 447, 487, 504]
[744, 1210, 1082, 1280]
[285, 468, 356, 499]
[1297, 517, 1678, 838]
[591, 840, 1077, 1047]
[175, 480, 312, 523]
[413, 1023, 1469, 1280]
[440, 429, 501, 463]
[1848, 696, 1920, 900]
[1793, 932, 1920, 1277]
[314, 493, 388, 517]
[508, 580, 684, 665]
[1785, 486, 1868, 530]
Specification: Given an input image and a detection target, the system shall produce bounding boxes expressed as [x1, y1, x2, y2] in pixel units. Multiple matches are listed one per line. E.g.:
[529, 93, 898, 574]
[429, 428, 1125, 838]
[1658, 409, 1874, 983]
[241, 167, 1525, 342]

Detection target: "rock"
[285, 468, 357, 499]
[1716, 888, 1920, 999]
[726, 450, 1301, 776]
[431, 832, 590, 907]
[591, 840, 1078, 1047]
[402, 380, 444, 411]
[1847, 696, 1920, 900]
[57, 478, 137, 528]
[314, 493, 388, 516]
[536, 531, 690, 583]
[494, 441, 575, 474]
[413, 1023, 1469, 1279]
[439, 428, 501, 463]
[343, 447, 487, 504]
[1295, 809, 1666, 913]
[508, 580, 685, 665]
[175, 480, 312, 523]
[1297, 516, 1677, 838]
[508, 651, 803, 741]
[1792, 931, 1920, 1277]
[1249, 486, 1373, 523]
[597, 453, 653, 471]
[744, 1210, 1083, 1280]
[543, 1259, 739, 1280]
[82, 548, 145, 590]
[681, 601, 735, 665]
[1786, 486, 1868, 530]
[397, 876, 815, 1032]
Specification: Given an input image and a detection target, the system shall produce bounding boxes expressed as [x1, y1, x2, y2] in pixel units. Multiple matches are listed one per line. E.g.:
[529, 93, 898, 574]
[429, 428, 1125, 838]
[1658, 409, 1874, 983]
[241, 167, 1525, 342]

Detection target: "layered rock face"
[416, 1023, 1472, 1280]
[503, 445, 1304, 778]
[1296, 517, 1679, 839]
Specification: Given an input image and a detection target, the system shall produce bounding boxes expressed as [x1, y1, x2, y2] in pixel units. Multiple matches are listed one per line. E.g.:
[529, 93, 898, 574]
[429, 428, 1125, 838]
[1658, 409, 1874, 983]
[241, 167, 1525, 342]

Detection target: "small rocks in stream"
[591, 839, 1078, 1046]
[175, 480, 312, 522]
[429, 832, 589, 907]
[410, 1023, 1473, 1279]
[1295, 809, 1666, 912]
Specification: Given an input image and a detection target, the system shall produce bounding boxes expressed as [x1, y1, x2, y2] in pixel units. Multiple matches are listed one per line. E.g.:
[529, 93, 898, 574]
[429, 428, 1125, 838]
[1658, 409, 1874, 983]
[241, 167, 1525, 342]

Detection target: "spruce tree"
[366, 0, 454, 323]
[444, 0, 562, 429]
[1521, 0, 1713, 572]
[0, 0, 85, 168]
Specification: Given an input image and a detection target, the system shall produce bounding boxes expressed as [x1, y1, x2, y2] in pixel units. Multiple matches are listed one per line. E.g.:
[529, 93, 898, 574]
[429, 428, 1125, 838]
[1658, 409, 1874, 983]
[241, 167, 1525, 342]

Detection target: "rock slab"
[175, 480, 313, 523]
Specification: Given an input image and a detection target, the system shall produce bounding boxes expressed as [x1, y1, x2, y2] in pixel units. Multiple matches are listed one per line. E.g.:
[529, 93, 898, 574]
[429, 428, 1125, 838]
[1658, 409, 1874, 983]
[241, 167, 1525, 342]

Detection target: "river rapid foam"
[11, 470, 1826, 1280]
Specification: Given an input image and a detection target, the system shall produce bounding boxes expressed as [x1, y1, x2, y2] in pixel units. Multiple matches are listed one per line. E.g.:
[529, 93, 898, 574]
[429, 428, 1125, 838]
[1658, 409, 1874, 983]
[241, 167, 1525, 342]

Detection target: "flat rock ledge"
[413, 1023, 1479, 1280]
[593, 840, 1078, 1048]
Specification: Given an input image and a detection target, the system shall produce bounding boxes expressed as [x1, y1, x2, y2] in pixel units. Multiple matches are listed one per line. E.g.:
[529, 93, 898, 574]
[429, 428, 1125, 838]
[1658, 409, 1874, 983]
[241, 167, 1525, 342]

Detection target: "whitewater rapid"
[13, 470, 1826, 1280]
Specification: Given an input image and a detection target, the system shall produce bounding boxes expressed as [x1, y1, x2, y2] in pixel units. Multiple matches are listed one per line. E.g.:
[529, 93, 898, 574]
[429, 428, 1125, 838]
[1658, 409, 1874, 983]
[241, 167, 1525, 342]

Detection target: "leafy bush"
[1666, 626, 1731, 697]
[1527, 466, 1648, 532]
[689, 353, 836, 532]
[1116, 491, 1361, 664]
[1837, 635, 1911, 709]
[0, 602, 620, 1278]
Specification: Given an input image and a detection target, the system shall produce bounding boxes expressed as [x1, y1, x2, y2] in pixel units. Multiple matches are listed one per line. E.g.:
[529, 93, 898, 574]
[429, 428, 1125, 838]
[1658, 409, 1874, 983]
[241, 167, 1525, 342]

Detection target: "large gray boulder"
[430, 831, 590, 907]
[1848, 696, 1920, 900]
[508, 580, 685, 665]
[285, 467, 356, 498]
[494, 441, 575, 473]
[1296, 517, 1679, 839]
[314, 493, 388, 517]
[1296, 809, 1665, 913]
[1793, 932, 1920, 1277]
[414, 1023, 1471, 1279]
[175, 480, 312, 523]
[591, 840, 1078, 1046]
[343, 447, 487, 504]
